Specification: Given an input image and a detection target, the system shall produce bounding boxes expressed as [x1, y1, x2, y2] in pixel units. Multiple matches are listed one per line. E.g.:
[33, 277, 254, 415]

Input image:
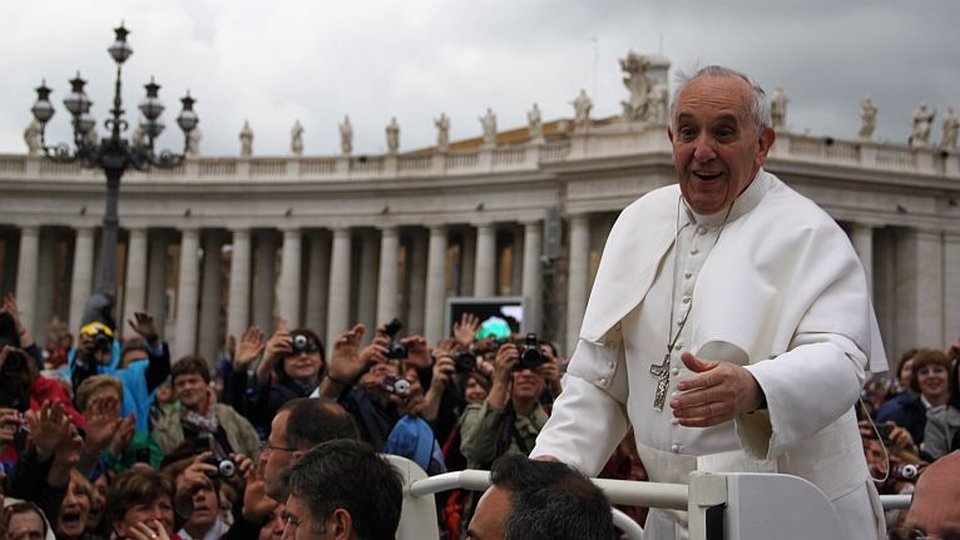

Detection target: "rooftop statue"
[386, 117, 400, 154]
[239, 120, 253, 156]
[480, 108, 497, 147]
[24, 120, 41, 155]
[291, 120, 304, 156]
[620, 51, 650, 121]
[572, 89, 592, 131]
[528, 103, 543, 141]
[435, 113, 450, 152]
[858, 96, 878, 140]
[340, 115, 353, 155]
[941, 107, 959, 150]
[910, 102, 935, 147]
[771, 87, 788, 130]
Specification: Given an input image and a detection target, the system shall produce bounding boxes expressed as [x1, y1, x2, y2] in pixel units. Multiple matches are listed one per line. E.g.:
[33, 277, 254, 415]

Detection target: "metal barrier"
[387, 456, 908, 539]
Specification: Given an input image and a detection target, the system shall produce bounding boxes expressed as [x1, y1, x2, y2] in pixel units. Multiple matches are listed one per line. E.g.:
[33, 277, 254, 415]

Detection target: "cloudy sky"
[2, 0, 958, 157]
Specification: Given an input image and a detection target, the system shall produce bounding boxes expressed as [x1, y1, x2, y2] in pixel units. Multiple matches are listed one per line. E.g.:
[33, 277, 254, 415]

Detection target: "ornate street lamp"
[30, 23, 198, 296]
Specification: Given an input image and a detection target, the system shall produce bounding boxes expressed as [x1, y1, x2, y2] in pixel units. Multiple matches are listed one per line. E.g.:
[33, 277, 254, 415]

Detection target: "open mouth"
[61, 509, 84, 528]
[693, 171, 723, 180]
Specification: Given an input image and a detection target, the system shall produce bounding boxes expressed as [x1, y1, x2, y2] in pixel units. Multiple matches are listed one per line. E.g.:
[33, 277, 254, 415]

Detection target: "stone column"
[474, 223, 496, 297]
[460, 231, 476, 296]
[424, 225, 448, 343]
[895, 229, 944, 349]
[68, 227, 95, 333]
[34, 231, 56, 344]
[226, 229, 252, 343]
[174, 228, 201, 359]
[278, 228, 303, 326]
[326, 228, 352, 348]
[565, 215, 590, 356]
[304, 232, 330, 338]
[146, 232, 169, 336]
[122, 228, 148, 337]
[521, 220, 543, 334]
[358, 231, 380, 335]
[407, 232, 427, 334]
[945, 233, 960, 348]
[377, 226, 400, 324]
[253, 232, 278, 333]
[15, 226, 40, 335]
[849, 224, 874, 295]
[198, 233, 225, 365]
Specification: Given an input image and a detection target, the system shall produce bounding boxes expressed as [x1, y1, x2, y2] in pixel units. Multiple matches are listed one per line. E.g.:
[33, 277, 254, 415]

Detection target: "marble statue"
[480, 108, 497, 146]
[386, 117, 400, 153]
[340, 115, 353, 155]
[435, 113, 450, 152]
[24, 120, 41, 155]
[573, 89, 592, 130]
[620, 51, 650, 121]
[187, 128, 201, 157]
[941, 107, 959, 150]
[648, 82, 669, 125]
[84, 126, 99, 147]
[132, 122, 147, 148]
[910, 102, 935, 147]
[528, 103, 543, 141]
[858, 96, 878, 140]
[771, 87, 788, 130]
[239, 120, 253, 156]
[291, 120, 304, 156]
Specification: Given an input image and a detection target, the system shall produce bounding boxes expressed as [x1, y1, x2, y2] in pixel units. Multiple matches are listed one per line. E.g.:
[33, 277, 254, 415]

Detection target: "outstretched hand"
[670, 352, 764, 427]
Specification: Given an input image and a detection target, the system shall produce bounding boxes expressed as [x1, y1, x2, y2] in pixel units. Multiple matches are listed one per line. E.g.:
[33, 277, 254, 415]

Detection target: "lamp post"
[30, 23, 198, 297]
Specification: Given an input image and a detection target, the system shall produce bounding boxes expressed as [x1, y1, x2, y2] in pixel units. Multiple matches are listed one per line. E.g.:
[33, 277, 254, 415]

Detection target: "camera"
[517, 333, 545, 371]
[203, 455, 237, 478]
[290, 332, 319, 355]
[453, 352, 477, 374]
[381, 372, 411, 398]
[1, 349, 26, 374]
[889, 462, 920, 482]
[91, 330, 112, 354]
[383, 318, 408, 360]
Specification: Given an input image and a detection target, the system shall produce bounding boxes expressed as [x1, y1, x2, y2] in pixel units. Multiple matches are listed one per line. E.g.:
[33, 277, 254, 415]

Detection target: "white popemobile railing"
[386, 456, 910, 540]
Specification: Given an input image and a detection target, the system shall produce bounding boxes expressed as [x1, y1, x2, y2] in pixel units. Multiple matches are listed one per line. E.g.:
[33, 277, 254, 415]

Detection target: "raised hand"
[328, 324, 369, 384]
[258, 318, 291, 382]
[401, 335, 431, 369]
[670, 352, 764, 427]
[127, 311, 159, 343]
[108, 415, 137, 456]
[453, 312, 480, 349]
[83, 395, 123, 450]
[26, 401, 72, 461]
[234, 325, 265, 370]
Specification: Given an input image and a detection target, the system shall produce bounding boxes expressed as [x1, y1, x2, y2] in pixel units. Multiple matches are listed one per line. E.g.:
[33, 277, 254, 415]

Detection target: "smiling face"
[174, 373, 208, 411]
[669, 74, 775, 215]
[114, 495, 175, 538]
[58, 476, 92, 539]
[917, 363, 949, 405]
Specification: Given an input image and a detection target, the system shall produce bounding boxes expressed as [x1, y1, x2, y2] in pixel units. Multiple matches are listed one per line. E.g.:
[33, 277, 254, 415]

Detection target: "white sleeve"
[530, 339, 631, 475]
[739, 332, 867, 460]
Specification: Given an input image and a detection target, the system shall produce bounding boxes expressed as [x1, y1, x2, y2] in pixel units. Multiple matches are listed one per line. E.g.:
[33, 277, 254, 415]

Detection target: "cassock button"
[681, 295, 691, 304]
[671, 443, 681, 453]
[674, 343, 683, 351]
[671, 418, 680, 426]
[696, 226, 707, 235]
[684, 271, 693, 279]
[597, 378, 607, 385]
[671, 367, 680, 376]
[690, 248, 699, 255]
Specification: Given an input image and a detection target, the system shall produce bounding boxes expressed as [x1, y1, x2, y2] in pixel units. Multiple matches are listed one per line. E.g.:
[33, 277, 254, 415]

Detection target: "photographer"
[153, 357, 260, 461]
[460, 337, 548, 470]
[232, 320, 325, 436]
[66, 311, 170, 434]
[167, 451, 254, 540]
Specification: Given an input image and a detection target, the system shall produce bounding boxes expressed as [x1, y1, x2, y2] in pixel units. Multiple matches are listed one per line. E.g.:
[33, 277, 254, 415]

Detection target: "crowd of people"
[0, 288, 635, 539]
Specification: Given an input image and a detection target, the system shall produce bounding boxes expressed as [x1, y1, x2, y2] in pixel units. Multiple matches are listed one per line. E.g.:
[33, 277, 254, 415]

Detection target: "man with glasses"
[260, 398, 359, 502]
[280, 439, 402, 540]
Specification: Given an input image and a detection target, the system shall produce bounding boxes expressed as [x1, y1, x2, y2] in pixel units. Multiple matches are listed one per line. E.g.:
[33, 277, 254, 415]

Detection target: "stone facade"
[2, 70, 959, 365]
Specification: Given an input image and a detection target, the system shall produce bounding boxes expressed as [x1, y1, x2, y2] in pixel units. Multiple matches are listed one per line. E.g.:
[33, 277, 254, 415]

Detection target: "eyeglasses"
[261, 441, 297, 453]
[889, 527, 960, 540]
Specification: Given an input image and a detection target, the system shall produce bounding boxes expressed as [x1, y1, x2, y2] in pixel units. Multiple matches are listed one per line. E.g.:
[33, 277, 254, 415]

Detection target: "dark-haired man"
[467, 454, 614, 540]
[281, 439, 403, 540]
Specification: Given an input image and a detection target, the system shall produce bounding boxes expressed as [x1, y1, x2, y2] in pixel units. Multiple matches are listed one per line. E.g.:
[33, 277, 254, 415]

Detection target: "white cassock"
[531, 170, 887, 540]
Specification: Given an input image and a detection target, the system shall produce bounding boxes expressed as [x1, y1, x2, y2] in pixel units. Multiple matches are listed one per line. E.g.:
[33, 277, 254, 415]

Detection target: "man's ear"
[755, 126, 776, 167]
[331, 508, 353, 540]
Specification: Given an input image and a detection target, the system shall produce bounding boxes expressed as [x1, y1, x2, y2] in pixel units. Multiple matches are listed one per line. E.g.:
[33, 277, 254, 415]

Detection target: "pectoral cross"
[650, 352, 671, 412]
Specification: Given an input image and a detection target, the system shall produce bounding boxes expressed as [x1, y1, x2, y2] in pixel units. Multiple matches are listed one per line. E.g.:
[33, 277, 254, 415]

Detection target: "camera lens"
[454, 352, 476, 374]
[386, 342, 408, 360]
[218, 459, 236, 478]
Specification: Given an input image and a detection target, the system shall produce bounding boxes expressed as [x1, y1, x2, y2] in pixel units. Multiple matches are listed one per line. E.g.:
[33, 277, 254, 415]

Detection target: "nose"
[692, 136, 717, 162]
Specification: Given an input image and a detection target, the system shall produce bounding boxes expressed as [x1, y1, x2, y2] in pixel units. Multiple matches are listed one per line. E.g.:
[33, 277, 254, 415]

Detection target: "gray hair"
[670, 65, 771, 131]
